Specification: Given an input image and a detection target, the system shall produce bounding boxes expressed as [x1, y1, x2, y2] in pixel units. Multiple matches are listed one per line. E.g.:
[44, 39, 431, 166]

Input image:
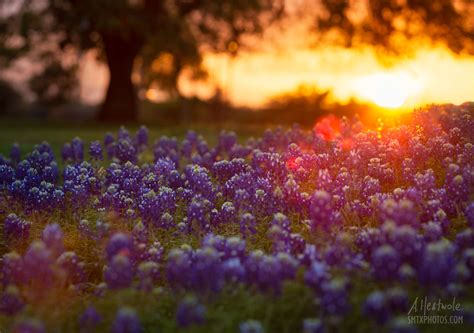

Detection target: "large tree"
[0, 0, 284, 122]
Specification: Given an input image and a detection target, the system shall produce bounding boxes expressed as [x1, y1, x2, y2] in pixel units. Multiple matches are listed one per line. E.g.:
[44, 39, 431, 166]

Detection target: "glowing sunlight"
[354, 72, 423, 109]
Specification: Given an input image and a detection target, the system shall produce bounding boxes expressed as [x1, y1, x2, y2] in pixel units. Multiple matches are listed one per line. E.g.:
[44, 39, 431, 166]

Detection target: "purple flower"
[56, 251, 85, 284]
[2, 252, 24, 286]
[362, 291, 390, 325]
[464, 202, 474, 227]
[22, 241, 53, 286]
[239, 320, 264, 333]
[106, 233, 134, 261]
[135, 126, 149, 149]
[42, 223, 64, 256]
[105, 254, 134, 290]
[10, 142, 21, 164]
[371, 245, 401, 281]
[137, 261, 160, 291]
[320, 278, 351, 317]
[176, 296, 206, 328]
[0, 164, 15, 188]
[417, 239, 456, 286]
[0, 285, 24, 315]
[310, 190, 338, 230]
[380, 199, 419, 228]
[79, 306, 101, 332]
[304, 260, 329, 292]
[4, 213, 31, 241]
[112, 307, 142, 333]
[386, 287, 409, 313]
[89, 141, 103, 161]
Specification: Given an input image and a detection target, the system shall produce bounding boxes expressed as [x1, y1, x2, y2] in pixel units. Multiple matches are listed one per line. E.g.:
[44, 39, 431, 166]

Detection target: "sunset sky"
[79, 41, 474, 110]
[4, 0, 474, 111]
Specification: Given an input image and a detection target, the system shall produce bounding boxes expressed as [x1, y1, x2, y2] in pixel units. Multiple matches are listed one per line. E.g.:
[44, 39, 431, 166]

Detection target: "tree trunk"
[98, 33, 142, 123]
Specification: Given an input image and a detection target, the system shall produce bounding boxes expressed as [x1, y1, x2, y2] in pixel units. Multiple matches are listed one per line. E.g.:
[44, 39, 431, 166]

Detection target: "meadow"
[0, 104, 473, 333]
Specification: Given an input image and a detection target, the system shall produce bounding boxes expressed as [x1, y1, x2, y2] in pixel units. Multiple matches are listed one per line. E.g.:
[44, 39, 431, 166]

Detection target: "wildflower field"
[0, 105, 474, 333]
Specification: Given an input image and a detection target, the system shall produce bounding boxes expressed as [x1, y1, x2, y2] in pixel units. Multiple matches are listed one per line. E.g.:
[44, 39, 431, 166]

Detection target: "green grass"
[0, 120, 269, 157]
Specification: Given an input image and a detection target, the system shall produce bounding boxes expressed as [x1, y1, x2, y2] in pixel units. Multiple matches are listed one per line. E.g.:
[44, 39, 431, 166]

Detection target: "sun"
[355, 72, 422, 109]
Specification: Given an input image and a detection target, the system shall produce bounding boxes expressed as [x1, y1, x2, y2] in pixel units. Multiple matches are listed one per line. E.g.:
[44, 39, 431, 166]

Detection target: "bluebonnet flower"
[226, 236, 248, 257]
[42, 223, 64, 257]
[360, 176, 381, 199]
[245, 250, 296, 295]
[89, 140, 103, 161]
[135, 126, 149, 149]
[380, 199, 419, 228]
[0, 284, 24, 315]
[0, 164, 15, 188]
[386, 287, 409, 313]
[217, 130, 237, 152]
[222, 257, 246, 283]
[176, 296, 206, 328]
[105, 254, 134, 289]
[63, 162, 100, 209]
[455, 228, 474, 250]
[371, 245, 401, 281]
[72, 137, 85, 162]
[22, 241, 54, 286]
[355, 227, 384, 260]
[138, 187, 176, 224]
[462, 249, 474, 282]
[2, 252, 24, 286]
[382, 222, 423, 264]
[132, 221, 147, 243]
[62, 143, 74, 162]
[4, 213, 31, 241]
[212, 158, 249, 182]
[79, 306, 102, 333]
[422, 221, 443, 242]
[188, 247, 224, 292]
[465, 202, 474, 227]
[115, 139, 138, 164]
[104, 132, 115, 158]
[56, 251, 85, 284]
[187, 195, 213, 231]
[106, 233, 134, 261]
[112, 307, 142, 333]
[414, 169, 436, 196]
[213, 201, 236, 225]
[304, 260, 330, 292]
[362, 291, 390, 324]
[319, 278, 351, 317]
[239, 320, 264, 333]
[166, 247, 193, 290]
[239, 212, 257, 237]
[137, 261, 160, 291]
[184, 164, 215, 198]
[310, 190, 337, 230]
[10, 142, 21, 164]
[417, 239, 456, 286]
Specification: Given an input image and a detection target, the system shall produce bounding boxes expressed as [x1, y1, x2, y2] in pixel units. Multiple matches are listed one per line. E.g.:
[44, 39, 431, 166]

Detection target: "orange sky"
[79, 44, 474, 110]
[3, 1, 474, 110]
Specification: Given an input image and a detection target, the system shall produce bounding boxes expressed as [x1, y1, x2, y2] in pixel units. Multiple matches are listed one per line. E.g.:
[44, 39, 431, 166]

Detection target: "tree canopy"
[1, 0, 284, 121]
[317, 0, 474, 54]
